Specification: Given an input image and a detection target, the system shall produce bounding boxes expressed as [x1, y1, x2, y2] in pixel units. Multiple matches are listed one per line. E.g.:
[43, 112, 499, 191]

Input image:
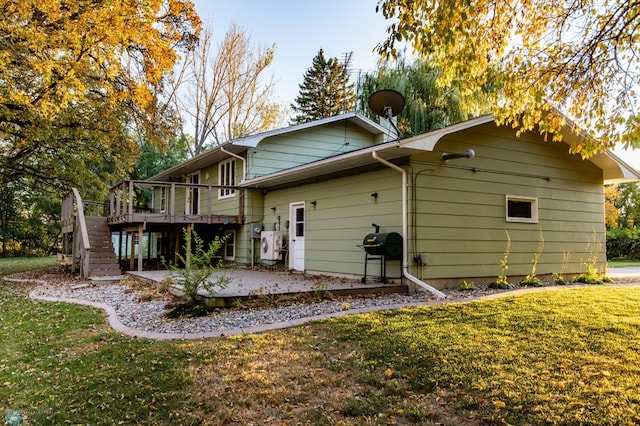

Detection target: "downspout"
[372, 151, 446, 299]
[221, 145, 251, 265]
[220, 145, 247, 182]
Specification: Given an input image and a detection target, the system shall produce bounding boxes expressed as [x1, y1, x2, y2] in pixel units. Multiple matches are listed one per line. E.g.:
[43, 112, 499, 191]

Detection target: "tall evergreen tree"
[291, 49, 355, 124]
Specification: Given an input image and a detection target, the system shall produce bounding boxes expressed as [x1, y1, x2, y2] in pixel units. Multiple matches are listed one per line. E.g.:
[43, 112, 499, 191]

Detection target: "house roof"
[150, 111, 639, 186]
[232, 111, 393, 147]
[241, 141, 413, 190]
[148, 141, 247, 182]
[242, 114, 640, 189]
[399, 114, 640, 184]
[148, 112, 393, 182]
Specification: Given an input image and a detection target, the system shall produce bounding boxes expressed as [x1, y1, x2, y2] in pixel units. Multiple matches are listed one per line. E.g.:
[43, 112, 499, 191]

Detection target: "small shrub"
[491, 231, 513, 289]
[521, 230, 544, 287]
[552, 273, 568, 285]
[164, 229, 230, 315]
[573, 232, 611, 285]
[572, 264, 612, 285]
[520, 277, 544, 287]
[457, 280, 476, 291]
[489, 277, 514, 289]
[312, 282, 332, 299]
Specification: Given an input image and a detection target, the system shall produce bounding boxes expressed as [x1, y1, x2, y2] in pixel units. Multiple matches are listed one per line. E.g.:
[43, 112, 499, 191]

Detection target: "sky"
[192, 0, 390, 106]
[191, 0, 640, 170]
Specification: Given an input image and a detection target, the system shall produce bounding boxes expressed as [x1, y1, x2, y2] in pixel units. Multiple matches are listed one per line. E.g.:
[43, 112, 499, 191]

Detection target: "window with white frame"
[218, 158, 236, 199]
[224, 230, 236, 260]
[506, 195, 538, 223]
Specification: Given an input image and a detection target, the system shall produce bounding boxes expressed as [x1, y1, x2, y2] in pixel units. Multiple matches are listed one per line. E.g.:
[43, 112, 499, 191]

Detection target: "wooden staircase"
[85, 216, 121, 278]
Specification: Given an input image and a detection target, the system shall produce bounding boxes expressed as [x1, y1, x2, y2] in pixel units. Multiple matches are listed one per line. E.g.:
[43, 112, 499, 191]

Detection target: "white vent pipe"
[372, 151, 446, 299]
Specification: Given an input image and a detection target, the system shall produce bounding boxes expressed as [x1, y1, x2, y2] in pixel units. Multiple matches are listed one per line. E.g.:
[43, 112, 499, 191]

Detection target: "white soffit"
[398, 115, 495, 151]
[593, 151, 640, 184]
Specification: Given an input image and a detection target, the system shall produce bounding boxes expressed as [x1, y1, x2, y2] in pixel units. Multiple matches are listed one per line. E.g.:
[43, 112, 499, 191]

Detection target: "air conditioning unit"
[260, 231, 282, 260]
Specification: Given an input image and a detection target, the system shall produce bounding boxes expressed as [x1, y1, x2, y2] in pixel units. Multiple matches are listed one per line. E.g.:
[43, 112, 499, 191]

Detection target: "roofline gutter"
[371, 150, 446, 299]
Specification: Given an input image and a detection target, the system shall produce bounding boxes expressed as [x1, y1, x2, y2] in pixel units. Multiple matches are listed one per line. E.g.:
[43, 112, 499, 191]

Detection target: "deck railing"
[60, 188, 91, 277]
[108, 180, 244, 225]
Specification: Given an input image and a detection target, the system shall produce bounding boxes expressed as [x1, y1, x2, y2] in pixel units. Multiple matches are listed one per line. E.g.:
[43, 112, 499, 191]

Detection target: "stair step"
[90, 271, 122, 277]
[77, 216, 122, 279]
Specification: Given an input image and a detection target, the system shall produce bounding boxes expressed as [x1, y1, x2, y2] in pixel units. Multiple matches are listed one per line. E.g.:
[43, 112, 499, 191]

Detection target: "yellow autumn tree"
[376, 0, 639, 157]
[0, 0, 201, 196]
[604, 185, 621, 229]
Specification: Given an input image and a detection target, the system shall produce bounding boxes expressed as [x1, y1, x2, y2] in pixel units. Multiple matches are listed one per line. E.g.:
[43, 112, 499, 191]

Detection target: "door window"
[295, 206, 304, 237]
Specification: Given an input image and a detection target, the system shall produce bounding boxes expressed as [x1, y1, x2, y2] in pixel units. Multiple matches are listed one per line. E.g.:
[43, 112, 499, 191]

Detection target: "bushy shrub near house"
[606, 228, 640, 260]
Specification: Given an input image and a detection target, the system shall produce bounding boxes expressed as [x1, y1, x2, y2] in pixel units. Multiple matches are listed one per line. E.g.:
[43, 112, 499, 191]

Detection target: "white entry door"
[289, 202, 305, 271]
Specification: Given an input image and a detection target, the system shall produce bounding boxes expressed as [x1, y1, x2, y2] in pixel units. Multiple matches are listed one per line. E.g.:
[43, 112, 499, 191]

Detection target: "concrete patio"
[128, 267, 408, 301]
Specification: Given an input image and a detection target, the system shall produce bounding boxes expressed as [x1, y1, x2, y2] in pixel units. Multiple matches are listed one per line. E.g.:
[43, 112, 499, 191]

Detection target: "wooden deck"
[107, 212, 242, 226]
[107, 180, 244, 227]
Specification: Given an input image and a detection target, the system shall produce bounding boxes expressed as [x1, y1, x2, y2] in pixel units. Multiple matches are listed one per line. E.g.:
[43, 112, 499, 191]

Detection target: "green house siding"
[411, 123, 605, 281]
[247, 122, 383, 179]
[237, 122, 607, 284]
[260, 168, 403, 277]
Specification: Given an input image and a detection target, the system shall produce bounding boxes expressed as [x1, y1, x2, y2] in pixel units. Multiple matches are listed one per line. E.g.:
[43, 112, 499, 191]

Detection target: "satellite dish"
[368, 89, 405, 138]
[368, 89, 406, 119]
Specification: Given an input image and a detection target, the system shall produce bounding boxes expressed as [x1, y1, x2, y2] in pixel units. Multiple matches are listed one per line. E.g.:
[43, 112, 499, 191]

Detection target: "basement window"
[506, 195, 538, 223]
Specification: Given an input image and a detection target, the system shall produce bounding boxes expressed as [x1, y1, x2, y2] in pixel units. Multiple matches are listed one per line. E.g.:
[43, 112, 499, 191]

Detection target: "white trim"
[506, 195, 539, 223]
[218, 158, 237, 199]
[224, 230, 236, 261]
[289, 202, 305, 271]
[399, 115, 495, 152]
[186, 172, 201, 214]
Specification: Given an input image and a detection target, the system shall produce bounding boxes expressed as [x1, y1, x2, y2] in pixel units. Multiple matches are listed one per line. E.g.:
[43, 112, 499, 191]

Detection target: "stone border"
[6, 276, 640, 341]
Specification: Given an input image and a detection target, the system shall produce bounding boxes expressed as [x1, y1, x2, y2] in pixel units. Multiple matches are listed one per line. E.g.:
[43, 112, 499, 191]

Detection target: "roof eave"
[241, 141, 406, 189]
[592, 151, 640, 184]
[148, 142, 247, 182]
[233, 112, 394, 148]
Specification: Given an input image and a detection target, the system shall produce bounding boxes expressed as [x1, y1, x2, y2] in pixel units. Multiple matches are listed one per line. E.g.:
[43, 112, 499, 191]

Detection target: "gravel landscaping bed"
[7, 268, 640, 337]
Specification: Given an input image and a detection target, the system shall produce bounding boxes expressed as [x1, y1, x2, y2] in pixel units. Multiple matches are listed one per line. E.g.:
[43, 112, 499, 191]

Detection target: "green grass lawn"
[608, 259, 640, 267]
[2, 263, 640, 424]
[0, 256, 58, 276]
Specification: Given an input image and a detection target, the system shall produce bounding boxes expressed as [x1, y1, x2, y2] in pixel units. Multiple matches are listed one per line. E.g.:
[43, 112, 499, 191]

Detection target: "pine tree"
[291, 49, 355, 124]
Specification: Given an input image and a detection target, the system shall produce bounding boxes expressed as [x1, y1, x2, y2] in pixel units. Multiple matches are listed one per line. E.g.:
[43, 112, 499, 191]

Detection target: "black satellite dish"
[368, 89, 406, 118]
[368, 89, 405, 138]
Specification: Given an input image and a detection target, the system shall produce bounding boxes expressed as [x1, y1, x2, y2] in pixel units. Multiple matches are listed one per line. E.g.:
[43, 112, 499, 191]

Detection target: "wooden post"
[147, 230, 152, 263]
[174, 229, 181, 265]
[129, 231, 135, 271]
[170, 183, 176, 223]
[185, 223, 192, 267]
[138, 223, 143, 272]
[72, 224, 77, 274]
[128, 181, 134, 217]
[118, 230, 123, 263]
[239, 189, 245, 224]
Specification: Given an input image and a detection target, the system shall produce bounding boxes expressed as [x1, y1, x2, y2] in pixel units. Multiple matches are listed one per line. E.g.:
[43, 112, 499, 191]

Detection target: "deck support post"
[129, 231, 135, 271]
[185, 223, 192, 267]
[174, 229, 181, 265]
[138, 223, 144, 272]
